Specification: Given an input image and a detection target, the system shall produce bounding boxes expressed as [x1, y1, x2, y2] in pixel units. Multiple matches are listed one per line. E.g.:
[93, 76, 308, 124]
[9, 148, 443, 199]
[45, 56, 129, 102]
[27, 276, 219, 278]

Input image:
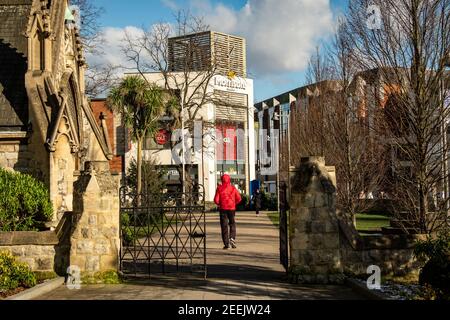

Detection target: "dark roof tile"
[0, 1, 31, 130]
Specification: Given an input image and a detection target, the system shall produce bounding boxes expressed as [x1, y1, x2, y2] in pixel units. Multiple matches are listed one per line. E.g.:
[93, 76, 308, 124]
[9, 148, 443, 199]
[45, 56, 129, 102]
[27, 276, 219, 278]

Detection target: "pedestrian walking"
[214, 174, 242, 249]
[252, 189, 263, 216]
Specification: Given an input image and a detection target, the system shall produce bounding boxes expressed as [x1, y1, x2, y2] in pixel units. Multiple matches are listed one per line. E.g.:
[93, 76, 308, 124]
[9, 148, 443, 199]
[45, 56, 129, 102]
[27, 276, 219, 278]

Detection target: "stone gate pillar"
[289, 157, 344, 284]
[70, 161, 120, 275]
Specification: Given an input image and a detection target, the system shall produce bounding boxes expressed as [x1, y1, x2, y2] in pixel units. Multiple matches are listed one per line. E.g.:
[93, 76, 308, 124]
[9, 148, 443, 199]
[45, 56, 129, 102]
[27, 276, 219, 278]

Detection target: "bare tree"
[70, 0, 120, 97]
[84, 63, 121, 98]
[71, 0, 105, 53]
[121, 11, 236, 192]
[345, 0, 450, 233]
[290, 21, 388, 226]
[301, 46, 333, 157]
[326, 20, 388, 226]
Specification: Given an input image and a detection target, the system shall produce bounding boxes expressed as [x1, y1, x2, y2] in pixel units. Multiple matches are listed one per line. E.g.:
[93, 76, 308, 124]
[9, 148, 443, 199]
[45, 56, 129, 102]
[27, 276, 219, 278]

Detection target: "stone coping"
[338, 218, 425, 251]
[0, 231, 58, 246]
[0, 131, 28, 140]
[362, 234, 426, 250]
[4, 277, 65, 300]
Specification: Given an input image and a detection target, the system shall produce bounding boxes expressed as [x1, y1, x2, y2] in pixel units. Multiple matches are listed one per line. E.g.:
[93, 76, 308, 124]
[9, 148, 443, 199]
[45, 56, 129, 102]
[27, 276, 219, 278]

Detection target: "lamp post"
[273, 108, 291, 212]
[181, 98, 186, 206]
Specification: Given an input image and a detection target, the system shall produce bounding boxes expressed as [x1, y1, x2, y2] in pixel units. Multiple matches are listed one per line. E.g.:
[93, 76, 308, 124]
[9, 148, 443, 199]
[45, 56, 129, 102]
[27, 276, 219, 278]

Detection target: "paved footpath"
[35, 212, 362, 300]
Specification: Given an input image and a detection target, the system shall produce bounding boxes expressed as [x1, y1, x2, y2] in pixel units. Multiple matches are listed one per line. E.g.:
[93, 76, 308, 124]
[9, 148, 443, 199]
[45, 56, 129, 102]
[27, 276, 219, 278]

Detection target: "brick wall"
[90, 100, 123, 174]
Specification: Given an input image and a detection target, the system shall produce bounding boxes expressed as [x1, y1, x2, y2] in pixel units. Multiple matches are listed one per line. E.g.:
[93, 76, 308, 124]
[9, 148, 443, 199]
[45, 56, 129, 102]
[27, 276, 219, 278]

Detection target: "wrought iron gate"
[279, 183, 289, 271]
[119, 187, 207, 278]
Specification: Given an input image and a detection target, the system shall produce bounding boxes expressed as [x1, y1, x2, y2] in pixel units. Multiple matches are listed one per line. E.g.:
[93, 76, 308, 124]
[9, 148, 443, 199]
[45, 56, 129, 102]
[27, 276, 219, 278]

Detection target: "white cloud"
[161, 0, 179, 11]
[86, 26, 144, 70]
[200, 0, 334, 76]
[86, 0, 334, 80]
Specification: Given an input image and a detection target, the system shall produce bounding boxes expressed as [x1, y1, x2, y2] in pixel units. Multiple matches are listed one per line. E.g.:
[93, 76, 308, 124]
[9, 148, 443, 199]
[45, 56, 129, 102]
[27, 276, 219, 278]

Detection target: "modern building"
[123, 31, 255, 202]
[255, 67, 450, 201]
[254, 80, 341, 194]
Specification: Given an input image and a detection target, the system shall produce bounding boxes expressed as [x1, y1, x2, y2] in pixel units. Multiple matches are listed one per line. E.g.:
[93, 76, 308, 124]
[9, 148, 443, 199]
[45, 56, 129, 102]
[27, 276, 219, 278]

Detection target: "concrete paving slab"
[34, 212, 363, 300]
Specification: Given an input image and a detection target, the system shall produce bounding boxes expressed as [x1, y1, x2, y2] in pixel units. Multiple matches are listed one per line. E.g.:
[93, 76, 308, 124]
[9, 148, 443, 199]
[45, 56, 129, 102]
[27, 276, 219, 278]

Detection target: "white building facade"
[124, 72, 255, 202]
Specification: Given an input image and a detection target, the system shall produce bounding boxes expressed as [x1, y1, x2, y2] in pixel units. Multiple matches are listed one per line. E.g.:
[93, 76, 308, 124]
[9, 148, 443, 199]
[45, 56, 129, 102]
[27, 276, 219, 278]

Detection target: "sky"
[89, 0, 349, 102]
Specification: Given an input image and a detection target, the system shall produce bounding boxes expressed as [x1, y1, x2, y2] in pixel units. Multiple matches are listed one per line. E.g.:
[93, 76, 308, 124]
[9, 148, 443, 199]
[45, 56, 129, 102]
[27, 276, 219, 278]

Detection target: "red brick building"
[90, 99, 126, 176]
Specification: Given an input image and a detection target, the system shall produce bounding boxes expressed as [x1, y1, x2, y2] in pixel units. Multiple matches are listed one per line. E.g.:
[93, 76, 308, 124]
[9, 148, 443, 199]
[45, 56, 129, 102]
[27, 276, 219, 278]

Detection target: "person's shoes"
[230, 238, 237, 249]
[223, 244, 230, 250]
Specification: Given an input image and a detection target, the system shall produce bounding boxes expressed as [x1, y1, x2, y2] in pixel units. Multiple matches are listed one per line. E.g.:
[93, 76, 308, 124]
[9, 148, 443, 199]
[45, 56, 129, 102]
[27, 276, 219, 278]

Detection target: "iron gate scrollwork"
[279, 182, 289, 271]
[119, 186, 207, 279]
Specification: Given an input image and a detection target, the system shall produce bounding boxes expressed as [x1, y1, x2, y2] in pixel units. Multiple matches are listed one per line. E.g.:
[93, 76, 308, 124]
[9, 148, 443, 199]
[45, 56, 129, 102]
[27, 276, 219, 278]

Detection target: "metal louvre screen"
[168, 32, 212, 72]
[214, 90, 248, 122]
[168, 31, 246, 78]
[212, 32, 246, 78]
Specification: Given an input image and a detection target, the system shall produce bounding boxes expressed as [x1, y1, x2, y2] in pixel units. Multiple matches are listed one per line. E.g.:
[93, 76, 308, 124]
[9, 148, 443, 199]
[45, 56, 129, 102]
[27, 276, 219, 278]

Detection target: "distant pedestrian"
[214, 174, 242, 249]
[252, 189, 263, 216]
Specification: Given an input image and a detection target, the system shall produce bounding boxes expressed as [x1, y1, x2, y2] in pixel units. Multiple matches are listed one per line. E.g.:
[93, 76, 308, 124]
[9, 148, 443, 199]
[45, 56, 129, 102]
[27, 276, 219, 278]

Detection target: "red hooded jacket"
[214, 175, 242, 211]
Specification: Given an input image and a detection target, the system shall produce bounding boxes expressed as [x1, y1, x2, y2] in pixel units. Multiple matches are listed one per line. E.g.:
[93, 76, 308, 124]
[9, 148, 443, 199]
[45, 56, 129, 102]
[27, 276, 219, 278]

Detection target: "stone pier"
[70, 161, 120, 275]
[289, 157, 344, 284]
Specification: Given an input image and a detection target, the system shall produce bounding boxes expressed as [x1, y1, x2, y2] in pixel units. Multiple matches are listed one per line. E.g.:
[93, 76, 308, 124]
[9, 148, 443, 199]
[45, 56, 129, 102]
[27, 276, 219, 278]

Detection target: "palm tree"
[107, 76, 170, 196]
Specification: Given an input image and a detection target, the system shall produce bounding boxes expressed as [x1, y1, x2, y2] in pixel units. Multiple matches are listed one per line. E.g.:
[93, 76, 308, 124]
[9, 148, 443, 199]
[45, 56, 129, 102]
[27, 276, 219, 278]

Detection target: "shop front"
[215, 121, 247, 194]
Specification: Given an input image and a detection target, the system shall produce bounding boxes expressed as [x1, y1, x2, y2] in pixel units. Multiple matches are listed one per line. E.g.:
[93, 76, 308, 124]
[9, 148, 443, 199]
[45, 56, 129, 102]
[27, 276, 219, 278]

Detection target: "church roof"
[0, 0, 32, 131]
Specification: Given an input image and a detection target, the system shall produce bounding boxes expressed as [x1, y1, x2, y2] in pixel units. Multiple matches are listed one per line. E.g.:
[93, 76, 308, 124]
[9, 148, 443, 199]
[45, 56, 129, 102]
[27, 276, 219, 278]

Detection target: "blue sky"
[91, 0, 349, 102]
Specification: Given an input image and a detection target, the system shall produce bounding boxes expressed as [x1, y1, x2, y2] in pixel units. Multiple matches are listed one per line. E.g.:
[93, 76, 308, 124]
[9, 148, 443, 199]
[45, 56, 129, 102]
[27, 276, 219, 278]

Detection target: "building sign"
[216, 122, 246, 162]
[155, 129, 170, 145]
[213, 75, 247, 92]
[216, 123, 238, 161]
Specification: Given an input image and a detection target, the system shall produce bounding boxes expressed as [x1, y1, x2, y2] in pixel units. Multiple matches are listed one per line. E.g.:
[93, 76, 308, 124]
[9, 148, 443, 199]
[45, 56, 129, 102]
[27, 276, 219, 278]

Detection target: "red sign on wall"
[216, 123, 238, 161]
[155, 129, 170, 145]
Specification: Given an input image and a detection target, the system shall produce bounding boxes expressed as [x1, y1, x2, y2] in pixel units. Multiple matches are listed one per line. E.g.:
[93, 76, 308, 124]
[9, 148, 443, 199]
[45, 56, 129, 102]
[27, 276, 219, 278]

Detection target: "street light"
[272, 108, 291, 213]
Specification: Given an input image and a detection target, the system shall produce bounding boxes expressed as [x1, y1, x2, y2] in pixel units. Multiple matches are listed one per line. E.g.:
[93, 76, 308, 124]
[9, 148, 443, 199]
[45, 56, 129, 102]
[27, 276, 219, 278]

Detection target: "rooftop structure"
[168, 31, 247, 78]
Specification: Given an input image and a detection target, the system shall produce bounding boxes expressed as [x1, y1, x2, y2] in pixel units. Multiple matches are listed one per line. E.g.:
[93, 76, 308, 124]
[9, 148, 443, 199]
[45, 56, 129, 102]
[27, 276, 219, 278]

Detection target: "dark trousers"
[220, 210, 236, 246]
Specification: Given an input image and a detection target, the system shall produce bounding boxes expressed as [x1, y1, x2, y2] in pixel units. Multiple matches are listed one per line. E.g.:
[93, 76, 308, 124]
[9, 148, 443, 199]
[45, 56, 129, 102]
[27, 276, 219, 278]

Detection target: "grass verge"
[266, 211, 280, 227]
[266, 211, 390, 233]
[355, 214, 391, 232]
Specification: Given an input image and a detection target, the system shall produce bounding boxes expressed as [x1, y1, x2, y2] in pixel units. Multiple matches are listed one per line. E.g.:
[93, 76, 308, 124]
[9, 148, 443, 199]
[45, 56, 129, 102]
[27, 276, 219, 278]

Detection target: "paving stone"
[34, 212, 363, 301]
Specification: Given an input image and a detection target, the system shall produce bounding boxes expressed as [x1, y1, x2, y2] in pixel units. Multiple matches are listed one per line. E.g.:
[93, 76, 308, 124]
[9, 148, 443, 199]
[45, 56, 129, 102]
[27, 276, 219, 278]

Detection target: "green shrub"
[262, 192, 278, 211]
[414, 231, 450, 300]
[126, 159, 167, 195]
[81, 270, 121, 285]
[0, 168, 53, 231]
[121, 212, 135, 246]
[0, 251, 37, 291]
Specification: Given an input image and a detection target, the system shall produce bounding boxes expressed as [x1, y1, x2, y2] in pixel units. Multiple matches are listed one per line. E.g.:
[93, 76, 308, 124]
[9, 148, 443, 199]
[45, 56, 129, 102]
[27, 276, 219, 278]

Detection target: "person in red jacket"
[214, 174, 242, 249]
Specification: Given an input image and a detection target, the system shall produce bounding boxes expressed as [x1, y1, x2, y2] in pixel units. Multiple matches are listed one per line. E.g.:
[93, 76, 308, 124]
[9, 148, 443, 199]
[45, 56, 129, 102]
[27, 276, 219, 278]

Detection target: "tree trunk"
[137, 137, 143, 197]
[418, 182, 428, 234]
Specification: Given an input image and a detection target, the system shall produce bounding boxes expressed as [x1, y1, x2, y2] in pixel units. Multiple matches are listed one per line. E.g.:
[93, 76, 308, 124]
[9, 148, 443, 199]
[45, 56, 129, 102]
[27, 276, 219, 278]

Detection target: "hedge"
[0, 251, 37, 292]
[0, 168, 53, 231]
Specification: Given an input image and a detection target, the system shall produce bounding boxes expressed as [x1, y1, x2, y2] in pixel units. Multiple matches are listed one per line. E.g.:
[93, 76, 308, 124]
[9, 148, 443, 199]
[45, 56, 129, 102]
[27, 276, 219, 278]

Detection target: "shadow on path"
[34, 212, 363, 300]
